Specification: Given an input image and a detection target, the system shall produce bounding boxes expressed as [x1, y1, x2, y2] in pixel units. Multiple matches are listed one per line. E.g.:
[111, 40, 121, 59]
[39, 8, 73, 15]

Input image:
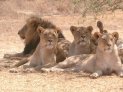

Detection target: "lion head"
[37, 26, 58, 49]
[70, 26, 93, 46]
[18, 16, 40, 39]
[95, 32, 119, 53]
[18, 16, 64, 40]
[18, 24, 27, 39]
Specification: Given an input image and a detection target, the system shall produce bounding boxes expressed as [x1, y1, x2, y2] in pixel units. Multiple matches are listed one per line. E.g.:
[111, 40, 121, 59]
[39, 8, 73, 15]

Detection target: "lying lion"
[4, 16, 71, 63]
[42, 32, 123, 79]
[97, 20, 123, 63]
[9, 26, 59, 73]
[68, 25, 96, 56]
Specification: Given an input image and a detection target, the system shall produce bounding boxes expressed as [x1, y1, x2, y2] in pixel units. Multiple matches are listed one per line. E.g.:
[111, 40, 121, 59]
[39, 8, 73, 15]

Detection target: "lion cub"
[68, 26, 96, 56]
[42, 32, 123, 78]
[9, 26, 59, 72]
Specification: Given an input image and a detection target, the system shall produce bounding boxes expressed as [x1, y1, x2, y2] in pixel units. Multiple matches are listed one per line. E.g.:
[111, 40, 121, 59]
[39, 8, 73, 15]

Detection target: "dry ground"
[0, 12, 123, 92]
[0, 10, 123, 92]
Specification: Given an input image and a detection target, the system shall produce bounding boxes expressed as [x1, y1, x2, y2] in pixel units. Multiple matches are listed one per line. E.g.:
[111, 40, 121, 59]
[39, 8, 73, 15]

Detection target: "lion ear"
[37, 26, 45, 34]
[70, 26, 77, 34]
[56, 27, 65, 38]
[103, 30, 108, 33]
[112, 32, 119, 42]
[87, 26, 93, 33]
[93, 32, 102, 40]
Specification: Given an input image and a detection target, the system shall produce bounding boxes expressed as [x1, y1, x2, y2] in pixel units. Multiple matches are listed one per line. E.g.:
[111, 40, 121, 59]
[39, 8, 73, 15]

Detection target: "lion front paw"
[22, 68, 37, 73]
[119, 72, 123, 77]
[90, 73, 99, 79]
[41, 68, 51, 73]
[4, 54, 11, 59]
[9, 68, 18, 73]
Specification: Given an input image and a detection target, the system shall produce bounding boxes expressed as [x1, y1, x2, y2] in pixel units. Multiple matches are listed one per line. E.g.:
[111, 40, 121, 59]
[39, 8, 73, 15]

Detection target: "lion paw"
[41, 68, 51, 73]
[22, 68, 36, 73]
[9, 68, 18, 73]
[90, 73, 99, 79]
[4, 54, 11, 59]
[119, 72, 123, 77]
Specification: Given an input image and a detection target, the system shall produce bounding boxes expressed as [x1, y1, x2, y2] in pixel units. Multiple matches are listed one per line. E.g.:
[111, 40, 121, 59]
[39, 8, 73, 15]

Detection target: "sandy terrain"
[0, 0, 123, 92]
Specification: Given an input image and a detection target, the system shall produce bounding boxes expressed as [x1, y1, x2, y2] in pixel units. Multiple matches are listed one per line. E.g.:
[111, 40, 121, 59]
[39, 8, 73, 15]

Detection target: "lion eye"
[77, 31, 80, 34]
[110, 38, 113, 41]
[102, 38, 106, 42]
[44, 33, 47, 36]
[86, 31, 88, 34]
[53, 34, 56, 38]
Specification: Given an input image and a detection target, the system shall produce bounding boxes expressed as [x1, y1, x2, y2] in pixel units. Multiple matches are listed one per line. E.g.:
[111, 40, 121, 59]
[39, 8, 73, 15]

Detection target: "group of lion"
[4, 16, 123, 79]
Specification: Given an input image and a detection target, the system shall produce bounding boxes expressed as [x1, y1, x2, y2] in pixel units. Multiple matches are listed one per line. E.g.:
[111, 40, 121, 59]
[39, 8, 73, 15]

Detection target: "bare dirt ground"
[0, 0, 123, 92]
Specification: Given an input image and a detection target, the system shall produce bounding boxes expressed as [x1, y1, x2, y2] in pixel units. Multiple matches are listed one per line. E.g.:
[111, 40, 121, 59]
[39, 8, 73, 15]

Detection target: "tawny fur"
[4, 16, 70, 62]
[68, 25, 96, 56]
[56, 39, 71, 63]
[9, 26, 59, 73]
[96, 21, 123, 63]
[41, 32, 123, 78]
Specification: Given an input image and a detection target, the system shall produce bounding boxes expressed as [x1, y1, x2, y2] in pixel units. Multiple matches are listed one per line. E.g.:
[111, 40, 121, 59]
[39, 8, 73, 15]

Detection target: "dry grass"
[0, 0, 123, 19]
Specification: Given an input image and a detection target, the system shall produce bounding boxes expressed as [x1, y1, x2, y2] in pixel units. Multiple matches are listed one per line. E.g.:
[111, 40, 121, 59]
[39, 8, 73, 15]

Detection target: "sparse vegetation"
[0, 0, 123, 18]
[71, 0, 123, 17]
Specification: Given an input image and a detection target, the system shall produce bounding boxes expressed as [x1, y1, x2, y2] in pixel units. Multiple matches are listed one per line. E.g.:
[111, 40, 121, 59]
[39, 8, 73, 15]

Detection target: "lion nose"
[18, 30, 21, 35]
[81, 35, 85, 38]
[48, 39, 53, 42]
[107, 43, 111, 47]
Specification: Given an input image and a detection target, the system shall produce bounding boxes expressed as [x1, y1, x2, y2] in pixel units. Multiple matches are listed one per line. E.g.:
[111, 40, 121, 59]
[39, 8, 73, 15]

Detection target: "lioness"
[97, 20, 123, 63]
[68, 26, 96, 56]
[9, 26, 59, 72]
[42, 32, 123, 78]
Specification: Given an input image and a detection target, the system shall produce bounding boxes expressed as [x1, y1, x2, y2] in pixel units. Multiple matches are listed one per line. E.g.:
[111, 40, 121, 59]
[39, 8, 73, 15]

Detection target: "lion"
[4, 16, 70, 62]
[68, 25, 96, 56]
[97, 20, 123, 63]
[56, 39, 71, 63]
[9, 26, 60, 73]
[41, 32, 123, 79]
